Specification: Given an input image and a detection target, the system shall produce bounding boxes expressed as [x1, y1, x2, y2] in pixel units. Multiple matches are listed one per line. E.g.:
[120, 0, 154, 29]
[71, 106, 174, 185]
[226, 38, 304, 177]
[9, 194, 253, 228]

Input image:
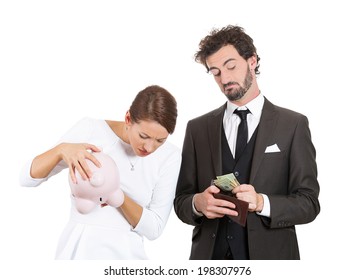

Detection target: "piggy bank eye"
[90, 172, 105, 187]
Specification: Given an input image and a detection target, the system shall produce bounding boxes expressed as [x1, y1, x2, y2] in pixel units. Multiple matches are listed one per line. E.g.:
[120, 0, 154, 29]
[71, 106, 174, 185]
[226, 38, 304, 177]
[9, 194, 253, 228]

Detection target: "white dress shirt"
[223, 94, 270, 217]
[223, 94, 264, 158]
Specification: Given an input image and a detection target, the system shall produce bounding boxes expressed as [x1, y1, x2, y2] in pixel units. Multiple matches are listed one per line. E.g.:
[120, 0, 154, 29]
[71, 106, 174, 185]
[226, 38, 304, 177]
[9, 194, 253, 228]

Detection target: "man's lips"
[224, 83, 237, 91]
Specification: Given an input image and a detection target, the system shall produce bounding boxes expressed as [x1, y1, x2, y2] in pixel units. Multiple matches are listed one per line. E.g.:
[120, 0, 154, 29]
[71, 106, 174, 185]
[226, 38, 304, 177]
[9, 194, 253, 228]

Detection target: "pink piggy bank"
[68, 152, 124, 214]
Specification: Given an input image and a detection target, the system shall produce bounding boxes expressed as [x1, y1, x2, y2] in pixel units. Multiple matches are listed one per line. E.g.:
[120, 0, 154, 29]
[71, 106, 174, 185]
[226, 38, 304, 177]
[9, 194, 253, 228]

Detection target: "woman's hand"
[58, 143, 101, 184]
[30, 142, 101, 184]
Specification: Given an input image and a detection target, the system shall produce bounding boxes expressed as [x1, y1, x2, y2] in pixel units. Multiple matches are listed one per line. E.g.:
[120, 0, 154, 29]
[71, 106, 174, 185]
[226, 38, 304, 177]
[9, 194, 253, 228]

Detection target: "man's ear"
[249, 54, 257, 70]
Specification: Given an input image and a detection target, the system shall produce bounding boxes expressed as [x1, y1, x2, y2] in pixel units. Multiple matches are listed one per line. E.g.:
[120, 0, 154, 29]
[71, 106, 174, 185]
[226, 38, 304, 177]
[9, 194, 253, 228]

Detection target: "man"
[174, 25, 320, 260]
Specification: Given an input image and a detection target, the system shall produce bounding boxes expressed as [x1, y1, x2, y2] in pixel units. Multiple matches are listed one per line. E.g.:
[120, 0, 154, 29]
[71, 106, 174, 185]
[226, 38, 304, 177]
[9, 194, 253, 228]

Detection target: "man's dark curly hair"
[195, 25, 260, 75]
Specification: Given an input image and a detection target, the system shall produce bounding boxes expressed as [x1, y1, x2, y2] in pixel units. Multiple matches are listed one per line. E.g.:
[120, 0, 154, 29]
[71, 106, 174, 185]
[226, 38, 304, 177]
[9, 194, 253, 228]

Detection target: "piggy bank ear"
[74, 198, 97, 214]
[89, 172, 104, 187]
[107, 188, 125, 208]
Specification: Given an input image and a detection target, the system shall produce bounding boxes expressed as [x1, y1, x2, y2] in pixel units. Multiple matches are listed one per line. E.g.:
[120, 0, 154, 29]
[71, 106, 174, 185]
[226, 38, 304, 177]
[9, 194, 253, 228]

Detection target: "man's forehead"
[206, 45, 240, 67]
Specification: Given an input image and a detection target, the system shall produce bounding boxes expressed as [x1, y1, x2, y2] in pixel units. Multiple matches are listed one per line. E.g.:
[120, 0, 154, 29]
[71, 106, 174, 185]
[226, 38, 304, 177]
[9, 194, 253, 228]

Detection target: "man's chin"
[225, 92, 245, 102]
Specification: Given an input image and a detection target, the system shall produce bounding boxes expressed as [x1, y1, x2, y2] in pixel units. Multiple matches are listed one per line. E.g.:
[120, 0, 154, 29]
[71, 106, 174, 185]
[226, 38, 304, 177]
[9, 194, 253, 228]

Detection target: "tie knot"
[234, 109, 250, 120]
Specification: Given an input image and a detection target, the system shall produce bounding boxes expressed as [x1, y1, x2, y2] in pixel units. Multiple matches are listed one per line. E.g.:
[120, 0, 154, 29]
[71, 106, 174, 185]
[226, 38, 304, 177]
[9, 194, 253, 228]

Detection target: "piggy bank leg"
[107, 189, 125, 208]
[75, 198, 97, 214]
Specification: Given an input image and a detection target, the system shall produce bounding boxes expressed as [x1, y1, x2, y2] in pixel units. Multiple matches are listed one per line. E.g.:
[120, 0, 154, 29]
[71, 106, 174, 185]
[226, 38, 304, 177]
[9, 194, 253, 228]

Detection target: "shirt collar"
[225, 93, 264, 120]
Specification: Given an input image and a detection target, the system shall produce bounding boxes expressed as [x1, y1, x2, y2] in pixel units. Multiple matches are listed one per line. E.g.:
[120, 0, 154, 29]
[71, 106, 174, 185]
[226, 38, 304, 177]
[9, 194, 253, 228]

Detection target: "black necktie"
[234, 109, 250, 161]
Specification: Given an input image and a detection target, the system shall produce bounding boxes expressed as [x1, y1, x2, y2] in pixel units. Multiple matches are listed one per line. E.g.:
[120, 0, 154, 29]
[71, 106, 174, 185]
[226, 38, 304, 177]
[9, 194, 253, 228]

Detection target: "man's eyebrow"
[223, 58, 236, 67]
[208, 58, 236, 71]
[208, 66, 219, 71]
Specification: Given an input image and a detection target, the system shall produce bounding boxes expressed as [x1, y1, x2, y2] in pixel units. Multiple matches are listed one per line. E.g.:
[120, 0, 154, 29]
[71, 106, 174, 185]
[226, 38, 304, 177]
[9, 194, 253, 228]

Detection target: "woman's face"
[126, 113, 169, 157]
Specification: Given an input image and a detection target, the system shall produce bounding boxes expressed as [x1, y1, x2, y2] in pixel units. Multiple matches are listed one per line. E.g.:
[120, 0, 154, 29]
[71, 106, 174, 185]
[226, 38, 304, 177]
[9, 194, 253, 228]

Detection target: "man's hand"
[194, 185, 238, 219]
[232, 184, 264, 212]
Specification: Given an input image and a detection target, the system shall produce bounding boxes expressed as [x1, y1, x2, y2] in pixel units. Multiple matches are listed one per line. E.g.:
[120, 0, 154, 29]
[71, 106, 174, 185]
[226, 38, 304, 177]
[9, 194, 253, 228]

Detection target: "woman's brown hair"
[129, 85, 177, 134]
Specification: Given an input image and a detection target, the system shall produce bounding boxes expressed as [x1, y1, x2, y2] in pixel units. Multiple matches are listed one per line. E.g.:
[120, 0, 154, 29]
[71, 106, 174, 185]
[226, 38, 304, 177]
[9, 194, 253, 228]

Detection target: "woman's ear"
[125, 110, 131, 125]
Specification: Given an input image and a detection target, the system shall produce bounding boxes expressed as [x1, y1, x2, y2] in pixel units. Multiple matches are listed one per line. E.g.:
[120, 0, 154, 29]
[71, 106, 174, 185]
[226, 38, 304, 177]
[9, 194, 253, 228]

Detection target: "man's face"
[206, 44, 254, 102]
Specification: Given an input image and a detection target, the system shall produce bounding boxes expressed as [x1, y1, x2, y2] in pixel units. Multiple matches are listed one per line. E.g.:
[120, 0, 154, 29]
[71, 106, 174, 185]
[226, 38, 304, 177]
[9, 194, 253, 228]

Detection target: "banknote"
[213, 173, 240, 192]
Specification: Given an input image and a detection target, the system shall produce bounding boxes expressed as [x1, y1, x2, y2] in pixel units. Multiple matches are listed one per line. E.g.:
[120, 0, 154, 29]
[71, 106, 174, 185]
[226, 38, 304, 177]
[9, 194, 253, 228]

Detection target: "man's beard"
[224, 67, 253, 102]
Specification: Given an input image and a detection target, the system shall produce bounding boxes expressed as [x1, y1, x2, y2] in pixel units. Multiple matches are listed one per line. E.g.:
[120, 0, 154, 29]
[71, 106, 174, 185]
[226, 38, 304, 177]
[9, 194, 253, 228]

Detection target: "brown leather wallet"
[213, 193, 249, 227]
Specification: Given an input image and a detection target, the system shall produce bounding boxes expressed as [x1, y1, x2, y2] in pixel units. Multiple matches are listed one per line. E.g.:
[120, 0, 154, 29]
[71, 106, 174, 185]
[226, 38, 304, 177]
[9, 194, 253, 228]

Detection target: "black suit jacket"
[174, 98, 320, 260]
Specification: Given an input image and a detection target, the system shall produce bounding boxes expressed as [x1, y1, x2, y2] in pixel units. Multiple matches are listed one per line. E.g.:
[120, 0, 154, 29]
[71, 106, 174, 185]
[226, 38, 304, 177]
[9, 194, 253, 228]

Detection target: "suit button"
[211, 233, 216, 239]
[227, 235, 234, 240]
[234, 171, 239, 177]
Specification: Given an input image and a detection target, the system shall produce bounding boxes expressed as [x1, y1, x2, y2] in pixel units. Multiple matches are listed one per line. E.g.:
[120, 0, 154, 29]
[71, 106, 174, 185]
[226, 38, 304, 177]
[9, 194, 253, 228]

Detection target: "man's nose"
[220, 71, 232, 85]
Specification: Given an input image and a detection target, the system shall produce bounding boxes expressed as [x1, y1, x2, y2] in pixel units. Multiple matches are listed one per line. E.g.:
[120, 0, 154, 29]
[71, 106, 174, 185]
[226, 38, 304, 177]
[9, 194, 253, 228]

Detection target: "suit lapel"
[250, 98, 279, 183]
[207, 104, 226, 176]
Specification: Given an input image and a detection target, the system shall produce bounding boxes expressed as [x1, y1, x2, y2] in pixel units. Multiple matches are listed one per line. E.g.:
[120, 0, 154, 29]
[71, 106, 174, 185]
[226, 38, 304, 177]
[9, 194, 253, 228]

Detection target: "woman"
[19, 85, 181, 260]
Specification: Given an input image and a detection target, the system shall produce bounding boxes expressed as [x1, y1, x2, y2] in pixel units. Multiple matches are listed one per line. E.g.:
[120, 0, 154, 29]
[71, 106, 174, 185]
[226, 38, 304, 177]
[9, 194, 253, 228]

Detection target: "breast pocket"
[255, 151, 289, 194]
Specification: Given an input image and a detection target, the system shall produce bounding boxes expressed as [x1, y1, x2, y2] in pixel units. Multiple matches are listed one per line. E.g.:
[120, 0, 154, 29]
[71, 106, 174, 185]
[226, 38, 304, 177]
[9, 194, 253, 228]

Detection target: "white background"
[1, 0, 353, 279]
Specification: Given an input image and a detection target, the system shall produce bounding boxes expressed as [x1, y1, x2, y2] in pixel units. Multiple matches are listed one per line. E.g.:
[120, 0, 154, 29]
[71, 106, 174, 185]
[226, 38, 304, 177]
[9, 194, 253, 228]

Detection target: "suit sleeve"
[267, 114, 320, 228]
[174, 121, 204, 226]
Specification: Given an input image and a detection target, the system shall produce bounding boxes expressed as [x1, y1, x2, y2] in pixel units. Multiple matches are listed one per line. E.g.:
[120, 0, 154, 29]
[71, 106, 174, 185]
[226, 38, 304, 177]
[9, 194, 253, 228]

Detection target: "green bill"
[213, 173, 240, 192]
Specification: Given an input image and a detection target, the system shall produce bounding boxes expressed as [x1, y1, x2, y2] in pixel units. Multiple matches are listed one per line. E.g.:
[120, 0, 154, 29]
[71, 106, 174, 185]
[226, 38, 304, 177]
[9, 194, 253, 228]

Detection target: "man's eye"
[209, 69, 220, 76]
[227, 65, 236, 70]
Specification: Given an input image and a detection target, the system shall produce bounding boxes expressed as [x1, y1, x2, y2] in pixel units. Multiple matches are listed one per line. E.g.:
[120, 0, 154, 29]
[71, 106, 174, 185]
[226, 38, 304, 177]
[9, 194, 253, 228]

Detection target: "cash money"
[213, 173, 240, 192]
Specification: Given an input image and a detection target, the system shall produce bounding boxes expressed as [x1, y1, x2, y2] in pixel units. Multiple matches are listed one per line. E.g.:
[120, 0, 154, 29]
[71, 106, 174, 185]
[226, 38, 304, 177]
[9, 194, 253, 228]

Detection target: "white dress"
[19, 118, 181, 260]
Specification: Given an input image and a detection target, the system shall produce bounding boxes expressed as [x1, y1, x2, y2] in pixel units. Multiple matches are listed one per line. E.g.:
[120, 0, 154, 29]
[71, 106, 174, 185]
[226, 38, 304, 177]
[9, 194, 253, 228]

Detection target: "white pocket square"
[265, 144, 281, 153]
